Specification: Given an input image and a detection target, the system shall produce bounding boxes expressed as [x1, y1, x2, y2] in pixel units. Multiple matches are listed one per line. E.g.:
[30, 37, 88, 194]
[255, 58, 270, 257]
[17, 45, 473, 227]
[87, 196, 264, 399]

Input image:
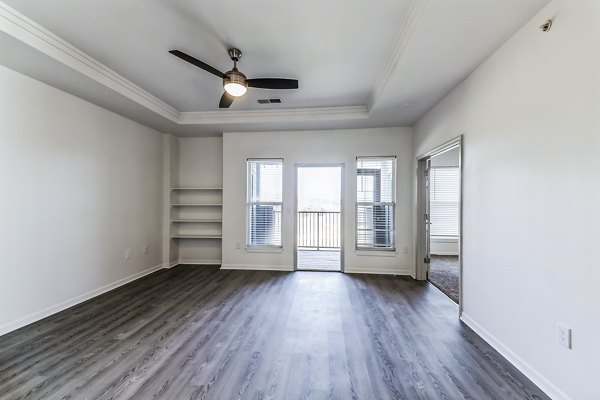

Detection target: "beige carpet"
[429, 255, 459, 303]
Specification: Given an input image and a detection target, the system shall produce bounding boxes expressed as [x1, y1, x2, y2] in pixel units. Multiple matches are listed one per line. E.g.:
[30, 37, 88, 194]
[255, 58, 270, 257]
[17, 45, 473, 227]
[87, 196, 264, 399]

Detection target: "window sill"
[355, 250, 397, 257]
[245, 246, 284, 254]
[430, 236, 459, 243]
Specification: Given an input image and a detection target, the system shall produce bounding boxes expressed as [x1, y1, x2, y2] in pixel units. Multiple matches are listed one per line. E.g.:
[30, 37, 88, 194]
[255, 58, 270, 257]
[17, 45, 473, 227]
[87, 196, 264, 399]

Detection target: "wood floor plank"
[0, 266, 551, 400]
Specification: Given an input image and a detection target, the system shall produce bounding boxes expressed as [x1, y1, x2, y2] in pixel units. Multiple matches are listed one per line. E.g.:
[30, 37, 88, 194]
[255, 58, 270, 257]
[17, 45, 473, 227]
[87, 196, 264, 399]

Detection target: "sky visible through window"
[297, 167, 341, 211]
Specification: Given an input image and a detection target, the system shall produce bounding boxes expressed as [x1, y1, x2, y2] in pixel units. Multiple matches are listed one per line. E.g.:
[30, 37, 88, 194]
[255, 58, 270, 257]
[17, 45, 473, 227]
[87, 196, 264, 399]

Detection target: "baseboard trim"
[221, 264, 294, 272]
[430, 252, 459, 256]
[460, 313, 570, 400]
[165, 260, 179, 269]
[344, 267, 413, 276]
[0, 263, 164, 337]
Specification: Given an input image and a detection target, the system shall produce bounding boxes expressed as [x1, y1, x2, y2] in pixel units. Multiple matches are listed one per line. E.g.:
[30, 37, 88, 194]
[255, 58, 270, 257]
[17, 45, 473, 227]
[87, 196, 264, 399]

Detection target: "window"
[247, 159, 283, 247]
[356, 157, 396, 250]
[429, 167, 460, 237]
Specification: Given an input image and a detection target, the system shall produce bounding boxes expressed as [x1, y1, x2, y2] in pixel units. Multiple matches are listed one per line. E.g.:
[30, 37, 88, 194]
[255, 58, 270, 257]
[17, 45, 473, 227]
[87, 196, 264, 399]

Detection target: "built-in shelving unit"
[170, 187, 223, 264]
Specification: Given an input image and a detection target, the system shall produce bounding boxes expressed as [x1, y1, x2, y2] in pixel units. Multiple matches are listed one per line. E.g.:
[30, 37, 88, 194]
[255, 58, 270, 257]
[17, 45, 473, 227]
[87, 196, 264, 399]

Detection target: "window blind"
[430, 167, 460, 237]
[356, 157, 396, 250]
[247, 159, 283, 247]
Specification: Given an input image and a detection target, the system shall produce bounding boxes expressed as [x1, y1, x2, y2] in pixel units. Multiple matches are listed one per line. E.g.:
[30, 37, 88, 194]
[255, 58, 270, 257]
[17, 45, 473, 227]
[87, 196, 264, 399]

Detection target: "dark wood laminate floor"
[0, 266, 549, 400]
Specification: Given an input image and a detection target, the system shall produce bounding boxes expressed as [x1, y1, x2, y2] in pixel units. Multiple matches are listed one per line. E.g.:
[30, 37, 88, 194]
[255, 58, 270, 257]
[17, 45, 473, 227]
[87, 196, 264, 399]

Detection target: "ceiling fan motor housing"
[224, 69, 248, 89]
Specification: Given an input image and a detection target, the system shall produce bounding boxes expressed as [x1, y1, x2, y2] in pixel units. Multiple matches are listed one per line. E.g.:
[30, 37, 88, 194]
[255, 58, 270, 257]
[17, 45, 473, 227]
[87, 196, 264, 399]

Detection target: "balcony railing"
[297, 211, 341, 250]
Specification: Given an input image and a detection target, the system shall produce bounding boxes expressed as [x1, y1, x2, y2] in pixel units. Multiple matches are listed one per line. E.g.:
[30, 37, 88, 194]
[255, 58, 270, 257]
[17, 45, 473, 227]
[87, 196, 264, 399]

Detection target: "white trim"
[179, 106, 369, 125]
[166, 260, 179, 268]
[460, 313, 570, 400]
[0, 263, 164, 337]
[344, 266, 412, 275]
[245, 247, 284, 254]
[177, 259, 222, 265]
[430, 236, 459, 256]
[0, 0, 434, 129]
[220, 264, 293, 272]
[368, 0, 429, 109]
[0, 2, 179, 122]
[416, 136, 462, 161]
[0, 0, 423, 128]
[354, 250, 398, 257]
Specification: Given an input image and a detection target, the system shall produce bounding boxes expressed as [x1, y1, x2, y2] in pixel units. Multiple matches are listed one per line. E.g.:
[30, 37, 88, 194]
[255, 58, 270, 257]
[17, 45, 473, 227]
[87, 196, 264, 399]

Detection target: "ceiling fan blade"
[247, 78, 299, 90]
[219, 92, 235, 109]
[169, 50, 226, 79]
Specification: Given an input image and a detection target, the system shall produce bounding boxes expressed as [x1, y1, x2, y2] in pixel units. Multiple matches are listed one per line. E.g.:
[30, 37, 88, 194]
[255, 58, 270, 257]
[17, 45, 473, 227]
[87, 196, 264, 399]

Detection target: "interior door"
[424, 158, 432, 278]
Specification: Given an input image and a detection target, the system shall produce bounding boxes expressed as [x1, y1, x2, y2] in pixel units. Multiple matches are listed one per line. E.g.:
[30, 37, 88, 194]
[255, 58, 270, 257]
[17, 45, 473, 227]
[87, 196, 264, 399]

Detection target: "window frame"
[246, 158, 284, 249]
[355, 156, 397, 251]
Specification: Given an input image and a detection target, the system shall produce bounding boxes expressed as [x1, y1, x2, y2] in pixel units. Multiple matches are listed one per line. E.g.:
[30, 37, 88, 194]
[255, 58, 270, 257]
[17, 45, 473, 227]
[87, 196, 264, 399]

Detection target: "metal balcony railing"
[297, 211, 341, 250]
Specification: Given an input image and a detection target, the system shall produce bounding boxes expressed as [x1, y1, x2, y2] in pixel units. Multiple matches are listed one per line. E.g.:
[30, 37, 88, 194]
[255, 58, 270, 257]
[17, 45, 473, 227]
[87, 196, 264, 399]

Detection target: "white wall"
[413, 1, 599, 399]
[430, 237, 458, 256]
[0, 65, 165, 335]
[222, 128, 414, 274]
[178, 137, 223, 188]
[163, 134, 179, 266]
[430, 146, 459, 168]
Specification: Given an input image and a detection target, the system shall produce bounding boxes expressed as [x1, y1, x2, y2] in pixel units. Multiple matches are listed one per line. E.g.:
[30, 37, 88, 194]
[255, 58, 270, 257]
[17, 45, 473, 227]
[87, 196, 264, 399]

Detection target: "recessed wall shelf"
[171, 203, 223, 207]
[171, 234, 223, 239]
[171, 188, 223, 191]
[171, 219, 222, 223]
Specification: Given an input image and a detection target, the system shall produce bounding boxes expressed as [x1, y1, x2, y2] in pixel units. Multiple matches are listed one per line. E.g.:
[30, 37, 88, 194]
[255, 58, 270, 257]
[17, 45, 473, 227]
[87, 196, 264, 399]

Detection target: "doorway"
[295, 165, 343, 272]
[417, 137, 462, 308]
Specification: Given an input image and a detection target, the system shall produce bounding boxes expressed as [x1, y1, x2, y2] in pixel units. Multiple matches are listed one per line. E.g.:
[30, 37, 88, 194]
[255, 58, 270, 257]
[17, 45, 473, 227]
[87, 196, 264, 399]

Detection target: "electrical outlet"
[143, 245, 149, 255]
[401, 246, 409, 254]
[235, 242, 241, 250]
[558, 324, 572, 349]
[125, 249, 132, 260]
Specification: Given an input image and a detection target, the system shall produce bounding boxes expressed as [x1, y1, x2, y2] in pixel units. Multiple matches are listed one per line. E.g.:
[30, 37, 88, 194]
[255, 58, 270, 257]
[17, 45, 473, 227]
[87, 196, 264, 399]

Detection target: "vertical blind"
[247, 159, 283, 247]
[356, 157, 396, 249]
[430, 167, 460, 237]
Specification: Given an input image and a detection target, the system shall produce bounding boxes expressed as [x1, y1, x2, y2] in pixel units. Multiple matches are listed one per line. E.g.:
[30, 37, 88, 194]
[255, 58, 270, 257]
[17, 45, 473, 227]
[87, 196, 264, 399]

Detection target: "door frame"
[294, 163, 345, 272]
[416, 135, 463, 313]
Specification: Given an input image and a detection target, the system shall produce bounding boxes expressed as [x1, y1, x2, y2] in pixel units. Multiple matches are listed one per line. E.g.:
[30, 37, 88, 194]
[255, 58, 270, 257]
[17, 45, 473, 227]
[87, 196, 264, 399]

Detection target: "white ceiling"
[0, 0, 549, 136]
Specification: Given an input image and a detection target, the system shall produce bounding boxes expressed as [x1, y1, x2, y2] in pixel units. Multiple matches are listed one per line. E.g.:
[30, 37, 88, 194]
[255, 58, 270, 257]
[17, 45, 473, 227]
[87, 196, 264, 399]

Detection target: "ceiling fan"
[169, 48, 299, 109]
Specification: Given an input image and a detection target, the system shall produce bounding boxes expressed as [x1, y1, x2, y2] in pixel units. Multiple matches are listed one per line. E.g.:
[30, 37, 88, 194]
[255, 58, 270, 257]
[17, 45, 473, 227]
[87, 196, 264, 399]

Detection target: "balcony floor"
[297, 249, 341, 271]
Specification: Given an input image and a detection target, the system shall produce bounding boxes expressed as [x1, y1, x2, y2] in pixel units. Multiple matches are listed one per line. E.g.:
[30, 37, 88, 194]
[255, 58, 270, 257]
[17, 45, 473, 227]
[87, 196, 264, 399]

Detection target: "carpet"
[428, 255, 459, 303]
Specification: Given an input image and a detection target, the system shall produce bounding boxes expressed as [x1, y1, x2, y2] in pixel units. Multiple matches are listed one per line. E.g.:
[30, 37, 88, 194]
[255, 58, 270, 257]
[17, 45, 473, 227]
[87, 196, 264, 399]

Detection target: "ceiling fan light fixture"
[224, 82, 247, 97]
[223, 69, 248, 97]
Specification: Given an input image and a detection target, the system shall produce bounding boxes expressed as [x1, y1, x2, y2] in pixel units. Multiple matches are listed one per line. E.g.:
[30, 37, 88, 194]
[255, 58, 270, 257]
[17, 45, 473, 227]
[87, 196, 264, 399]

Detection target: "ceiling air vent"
[258, 98, 282, 104]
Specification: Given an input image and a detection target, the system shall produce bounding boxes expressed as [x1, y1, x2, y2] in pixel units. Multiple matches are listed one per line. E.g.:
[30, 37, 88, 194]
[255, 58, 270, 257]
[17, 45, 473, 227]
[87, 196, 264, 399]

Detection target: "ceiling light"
[223, 69, 248, 97]
[224, 82, 247, 97]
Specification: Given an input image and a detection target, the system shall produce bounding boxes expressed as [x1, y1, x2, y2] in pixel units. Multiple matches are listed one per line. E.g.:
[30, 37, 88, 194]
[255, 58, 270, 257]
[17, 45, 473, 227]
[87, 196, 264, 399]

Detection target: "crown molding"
[0, 1, 179, 122]
[0, 0, 412, 129]
[179, 106, 369, 125]
[368, 0, 428, 109]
